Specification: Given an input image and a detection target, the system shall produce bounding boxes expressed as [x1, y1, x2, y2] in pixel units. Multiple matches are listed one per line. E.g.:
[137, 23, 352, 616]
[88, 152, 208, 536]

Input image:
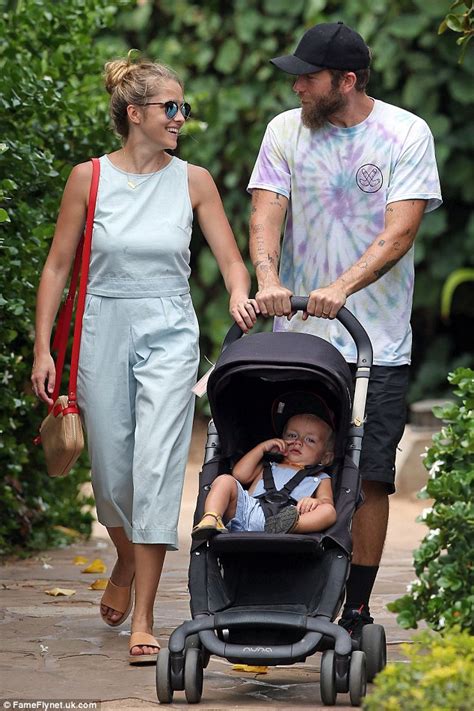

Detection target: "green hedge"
[363, 628, 474, 711]
[388, 367, 474, 633]
[0, 0, 133, 557]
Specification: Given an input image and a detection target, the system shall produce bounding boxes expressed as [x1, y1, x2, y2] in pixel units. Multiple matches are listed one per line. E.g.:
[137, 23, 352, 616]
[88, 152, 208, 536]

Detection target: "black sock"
[343, 564, 379, 614]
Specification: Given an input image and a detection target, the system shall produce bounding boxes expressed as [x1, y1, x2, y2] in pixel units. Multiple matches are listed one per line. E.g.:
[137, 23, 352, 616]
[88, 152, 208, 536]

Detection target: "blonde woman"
[32, 55, 258, 662]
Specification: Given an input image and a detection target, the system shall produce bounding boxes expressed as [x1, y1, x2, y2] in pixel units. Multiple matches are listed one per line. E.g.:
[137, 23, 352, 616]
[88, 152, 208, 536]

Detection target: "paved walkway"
[0, 418, 429, 710]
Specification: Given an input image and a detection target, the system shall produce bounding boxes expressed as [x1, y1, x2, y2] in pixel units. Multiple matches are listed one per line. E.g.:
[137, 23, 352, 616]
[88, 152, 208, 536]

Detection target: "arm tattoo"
[374, 259, 400, 279]
[269, 192, 285, 209]
[254, 251, 279, 274]
[356, 254, 376, 271]
[385, 206, 394, 213]
[378, 239, 385, 246]
[250, 223, 264, 234]
[255, 234, 266, 256]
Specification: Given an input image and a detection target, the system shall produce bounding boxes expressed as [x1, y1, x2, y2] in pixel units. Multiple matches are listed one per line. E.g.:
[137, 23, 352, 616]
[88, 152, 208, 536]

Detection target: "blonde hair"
[103, 51, 184, 139]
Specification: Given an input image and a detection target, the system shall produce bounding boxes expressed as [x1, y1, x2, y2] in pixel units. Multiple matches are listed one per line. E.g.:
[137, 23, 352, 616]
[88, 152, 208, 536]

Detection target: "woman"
[31, 55, 258, 662]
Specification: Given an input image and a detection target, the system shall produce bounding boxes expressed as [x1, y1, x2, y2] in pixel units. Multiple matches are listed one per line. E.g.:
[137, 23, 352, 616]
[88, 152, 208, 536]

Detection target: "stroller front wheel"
[184, 647, 204, 704]
[361, 623, 387, 681]
[349, 650, 367, 706]
[320, 649, 337, 706]
[156, 648, 173, 704]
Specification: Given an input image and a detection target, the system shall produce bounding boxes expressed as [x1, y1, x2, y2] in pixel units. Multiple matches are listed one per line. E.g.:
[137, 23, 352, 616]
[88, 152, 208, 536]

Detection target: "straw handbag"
[35, 157, 100, 477]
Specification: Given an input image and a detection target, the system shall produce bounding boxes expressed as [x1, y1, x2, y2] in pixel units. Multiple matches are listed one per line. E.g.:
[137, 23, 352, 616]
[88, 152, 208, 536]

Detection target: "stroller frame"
[157, 299, 385, 706]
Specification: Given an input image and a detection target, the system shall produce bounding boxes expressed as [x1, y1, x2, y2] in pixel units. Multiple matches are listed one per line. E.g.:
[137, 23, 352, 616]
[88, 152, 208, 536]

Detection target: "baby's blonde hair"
[103, 51, 184, 139]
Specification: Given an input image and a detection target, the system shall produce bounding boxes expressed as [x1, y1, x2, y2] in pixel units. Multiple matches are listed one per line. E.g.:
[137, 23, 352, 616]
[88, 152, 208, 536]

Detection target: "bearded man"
[247, 21, 441, 645]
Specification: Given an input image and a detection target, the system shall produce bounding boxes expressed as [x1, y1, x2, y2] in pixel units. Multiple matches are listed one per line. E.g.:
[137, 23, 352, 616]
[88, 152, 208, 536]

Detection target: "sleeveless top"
[251, 462, 330, 501]
[87, 155, 193, 298]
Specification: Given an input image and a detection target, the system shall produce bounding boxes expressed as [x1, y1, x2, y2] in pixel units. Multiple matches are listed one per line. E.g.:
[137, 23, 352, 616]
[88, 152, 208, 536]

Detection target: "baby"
[192, 401, 336, 538]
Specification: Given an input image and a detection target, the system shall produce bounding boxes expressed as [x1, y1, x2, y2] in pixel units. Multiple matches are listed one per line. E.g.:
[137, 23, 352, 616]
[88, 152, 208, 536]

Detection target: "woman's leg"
[100, 526, 135, 624]
[130, 543, 166, 656]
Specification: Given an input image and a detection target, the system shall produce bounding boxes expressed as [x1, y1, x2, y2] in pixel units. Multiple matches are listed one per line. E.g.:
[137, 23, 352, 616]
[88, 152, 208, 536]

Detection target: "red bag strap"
[50, 157, 100, 408]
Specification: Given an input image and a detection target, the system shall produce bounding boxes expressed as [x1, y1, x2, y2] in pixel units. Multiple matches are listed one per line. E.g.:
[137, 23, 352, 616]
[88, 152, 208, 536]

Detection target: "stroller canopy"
[207, 331, 353, 462]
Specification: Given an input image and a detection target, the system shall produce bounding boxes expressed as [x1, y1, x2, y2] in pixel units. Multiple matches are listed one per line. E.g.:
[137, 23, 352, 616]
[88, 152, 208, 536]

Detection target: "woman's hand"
[296, 497, 320, 515]
[230, 296, 259, 333]
[31, 353, 56, 406]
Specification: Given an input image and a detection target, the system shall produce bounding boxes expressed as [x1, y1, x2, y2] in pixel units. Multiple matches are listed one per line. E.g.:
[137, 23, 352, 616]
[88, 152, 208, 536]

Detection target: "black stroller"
[156, 298, 387, 706]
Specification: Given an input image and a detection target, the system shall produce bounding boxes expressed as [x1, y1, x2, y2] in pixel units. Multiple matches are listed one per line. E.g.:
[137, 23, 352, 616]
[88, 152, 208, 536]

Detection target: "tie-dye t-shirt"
[247, 99, 442, 365]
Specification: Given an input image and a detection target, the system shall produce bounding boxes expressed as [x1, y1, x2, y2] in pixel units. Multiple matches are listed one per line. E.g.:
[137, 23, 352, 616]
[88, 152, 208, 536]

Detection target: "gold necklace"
[125, 155, 168, 189]
[126, 171, 159, 190]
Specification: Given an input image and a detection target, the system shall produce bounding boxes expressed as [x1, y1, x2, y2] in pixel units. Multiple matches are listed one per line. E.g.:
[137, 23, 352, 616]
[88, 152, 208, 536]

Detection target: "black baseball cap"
[270, 21, 370, 75]
[272, 391, 335, 436]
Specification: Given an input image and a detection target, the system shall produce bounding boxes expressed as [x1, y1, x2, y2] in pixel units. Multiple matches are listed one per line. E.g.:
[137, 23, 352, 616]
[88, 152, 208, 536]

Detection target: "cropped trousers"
[77, 293, 199, 549]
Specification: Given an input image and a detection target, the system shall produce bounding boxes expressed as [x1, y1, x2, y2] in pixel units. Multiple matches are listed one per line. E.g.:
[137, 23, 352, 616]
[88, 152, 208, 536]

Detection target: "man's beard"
[301, 88, 347, 130]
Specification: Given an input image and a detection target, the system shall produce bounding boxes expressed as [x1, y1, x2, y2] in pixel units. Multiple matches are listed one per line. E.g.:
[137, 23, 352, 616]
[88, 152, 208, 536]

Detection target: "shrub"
[363, 628, 474, 711]
[388, 368, 474, 632]
[0, 0, 132, 557]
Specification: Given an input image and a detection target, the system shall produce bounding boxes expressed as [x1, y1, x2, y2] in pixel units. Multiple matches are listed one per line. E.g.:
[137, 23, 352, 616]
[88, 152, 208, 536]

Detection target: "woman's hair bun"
[104, 52, 138, 94]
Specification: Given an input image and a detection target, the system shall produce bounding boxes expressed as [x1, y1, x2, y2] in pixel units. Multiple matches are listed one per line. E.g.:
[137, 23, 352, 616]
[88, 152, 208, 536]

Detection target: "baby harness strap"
[255, 461, 326, 521]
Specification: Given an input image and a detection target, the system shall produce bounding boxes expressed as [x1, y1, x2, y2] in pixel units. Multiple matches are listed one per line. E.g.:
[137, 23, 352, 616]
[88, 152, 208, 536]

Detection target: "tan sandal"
[129, 632, 160, 665]
[192, 511, 228, 540]
[100, 576, 135, 627]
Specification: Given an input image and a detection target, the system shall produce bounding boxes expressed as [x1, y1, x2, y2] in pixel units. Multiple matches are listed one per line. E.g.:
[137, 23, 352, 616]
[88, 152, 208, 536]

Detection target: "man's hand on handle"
[255, 282, 346, 320]
[255, 284, 293, 318]
[304, 283, 347, 320]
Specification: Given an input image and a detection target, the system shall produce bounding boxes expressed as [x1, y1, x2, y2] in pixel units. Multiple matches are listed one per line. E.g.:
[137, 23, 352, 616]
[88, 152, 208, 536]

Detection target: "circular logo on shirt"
[356, 164, 383, 193]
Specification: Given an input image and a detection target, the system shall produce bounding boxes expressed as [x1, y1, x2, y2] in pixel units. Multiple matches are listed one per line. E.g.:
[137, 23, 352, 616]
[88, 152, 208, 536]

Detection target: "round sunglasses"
[142, 100, 191, 120]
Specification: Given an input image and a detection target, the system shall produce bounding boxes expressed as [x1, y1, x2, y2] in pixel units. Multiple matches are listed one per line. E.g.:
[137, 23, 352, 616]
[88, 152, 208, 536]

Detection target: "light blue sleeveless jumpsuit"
[77, 155, 199, 549]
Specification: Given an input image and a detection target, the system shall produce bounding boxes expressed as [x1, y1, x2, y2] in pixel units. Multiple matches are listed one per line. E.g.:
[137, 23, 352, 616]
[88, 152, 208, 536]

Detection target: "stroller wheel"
[186, 633, 211, 668]
[349, 650, 367, 706]
[360, 624, 387, 681]
[156, 648, 173, 704]
[320, 649, 337, 706]
[184, 647, 204, 704]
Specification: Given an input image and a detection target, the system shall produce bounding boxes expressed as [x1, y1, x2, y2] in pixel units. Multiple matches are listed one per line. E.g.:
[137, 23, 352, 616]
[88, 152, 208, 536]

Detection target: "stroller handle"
[223, 297, 373, 367]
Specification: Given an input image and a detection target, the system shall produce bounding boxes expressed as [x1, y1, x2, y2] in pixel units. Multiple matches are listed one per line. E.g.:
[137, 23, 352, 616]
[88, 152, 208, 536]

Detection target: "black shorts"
[349, 364, 410, 494]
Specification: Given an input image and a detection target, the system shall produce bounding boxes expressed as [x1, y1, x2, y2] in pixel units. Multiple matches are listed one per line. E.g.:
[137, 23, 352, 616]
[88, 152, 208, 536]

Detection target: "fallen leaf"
[73, 555, 89, 566]
[81, 558, 107, 574]
[45, 587, 76, 597]
[52, 525, 81, 538]
[232, 664, 268, 674]
[89, 578, 108, 590]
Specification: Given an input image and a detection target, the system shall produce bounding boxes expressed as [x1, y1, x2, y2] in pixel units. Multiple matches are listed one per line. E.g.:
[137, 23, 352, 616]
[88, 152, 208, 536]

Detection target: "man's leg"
[339, 365, 409, 642]
[352, 482, 389, 565]
[342, 481, 389, 622]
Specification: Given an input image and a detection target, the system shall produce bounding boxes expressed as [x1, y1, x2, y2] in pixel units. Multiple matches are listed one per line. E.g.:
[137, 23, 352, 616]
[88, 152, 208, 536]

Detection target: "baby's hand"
[296, 497, 320, 514]
[261, 438, 287, 455]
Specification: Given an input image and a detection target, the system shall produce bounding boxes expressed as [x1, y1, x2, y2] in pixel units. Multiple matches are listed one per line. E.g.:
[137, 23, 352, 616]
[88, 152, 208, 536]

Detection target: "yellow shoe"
[192, 512, 228, 540]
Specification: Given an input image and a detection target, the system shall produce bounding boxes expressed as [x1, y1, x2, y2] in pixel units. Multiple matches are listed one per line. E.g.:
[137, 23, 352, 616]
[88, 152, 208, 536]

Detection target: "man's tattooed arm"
[330, 199, 427, 297]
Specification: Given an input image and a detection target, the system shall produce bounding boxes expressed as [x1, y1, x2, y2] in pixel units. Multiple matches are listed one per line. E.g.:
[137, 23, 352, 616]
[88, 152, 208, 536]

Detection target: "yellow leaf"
[52, 525, 81, 538]
[232, 664, 268, 673]
[81, 558, 107, 574]
[89, 578, 108, 590]
[73, 556, 88, 566]
[45, 587, 76, 597]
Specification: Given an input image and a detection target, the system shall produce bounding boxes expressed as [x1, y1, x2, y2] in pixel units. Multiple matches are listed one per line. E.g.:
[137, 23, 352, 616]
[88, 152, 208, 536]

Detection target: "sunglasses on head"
[142, 100, 191, 120]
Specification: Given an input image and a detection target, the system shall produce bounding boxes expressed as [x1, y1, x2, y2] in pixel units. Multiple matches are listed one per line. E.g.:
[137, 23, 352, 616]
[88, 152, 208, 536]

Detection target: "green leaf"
[214, 38, 242, 74]
[388, 14, 430, 39]
[445, 13, 464, 33]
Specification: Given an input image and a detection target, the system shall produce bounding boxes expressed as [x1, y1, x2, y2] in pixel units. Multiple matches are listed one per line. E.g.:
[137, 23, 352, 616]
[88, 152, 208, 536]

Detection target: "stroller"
[156, 298, 387, 706]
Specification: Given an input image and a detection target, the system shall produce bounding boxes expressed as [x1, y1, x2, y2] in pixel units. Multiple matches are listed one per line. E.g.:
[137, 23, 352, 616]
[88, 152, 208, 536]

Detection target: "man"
[247, 21, 441, 644]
